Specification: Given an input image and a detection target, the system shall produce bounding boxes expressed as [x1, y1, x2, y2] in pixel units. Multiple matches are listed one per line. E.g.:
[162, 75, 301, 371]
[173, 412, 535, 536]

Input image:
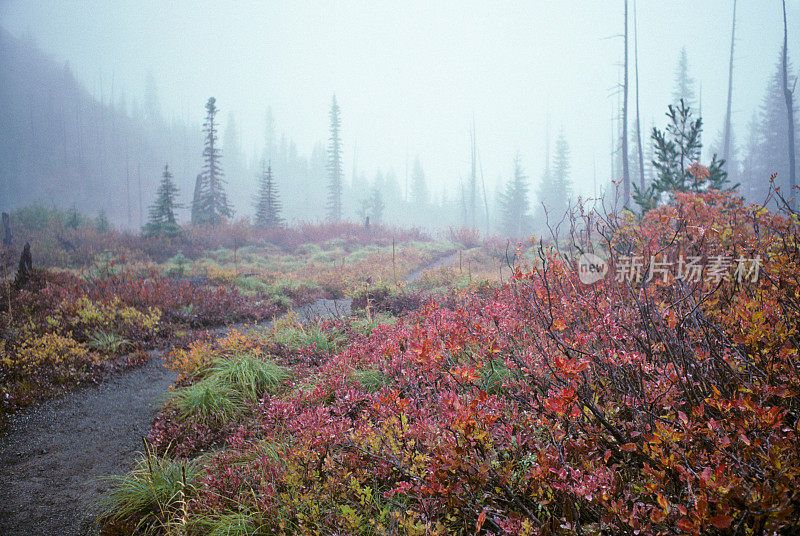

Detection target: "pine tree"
[411, 156, 429, 206]
[326, 94, 343, 222]
[254, 160, 283, 228]
[499, 154, 530, 239]
[741, 112, 763, 199]
[196, 97, 232, 226]
[672, 47, 697, 110]
[95, 209, 111, 232]
[369, 184, 385, 224]
[65, 205, 82, 229]
[746, 56, 800, 201]
[535, 131, 571, 227]
[633, 100, 730, 213]
[191, 174, 203, 225]
[144, 163, 182, 236]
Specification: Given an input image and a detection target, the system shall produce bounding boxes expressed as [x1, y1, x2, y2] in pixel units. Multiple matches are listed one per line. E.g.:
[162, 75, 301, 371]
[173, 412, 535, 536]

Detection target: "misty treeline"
[0, 14, 798, 240]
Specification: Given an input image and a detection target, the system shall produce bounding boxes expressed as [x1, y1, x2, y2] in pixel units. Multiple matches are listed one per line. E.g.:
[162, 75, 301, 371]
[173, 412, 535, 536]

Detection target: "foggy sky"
[2, 0, 798, 202]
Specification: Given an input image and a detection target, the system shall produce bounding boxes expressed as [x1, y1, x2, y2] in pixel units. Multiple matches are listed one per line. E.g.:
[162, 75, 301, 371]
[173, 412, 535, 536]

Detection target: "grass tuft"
[172, 378, 246, 423]
[351, 369, 391, 393]
[100, 445, 200, 534]
[209, 355, 292, 401]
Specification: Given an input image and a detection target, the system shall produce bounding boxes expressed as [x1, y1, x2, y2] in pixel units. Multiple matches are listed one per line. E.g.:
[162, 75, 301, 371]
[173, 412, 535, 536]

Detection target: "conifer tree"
[191, 174, 203, 225]
[144, 163, 182, 235]
[196, 97, 232, 225]
[95, 209, 111, 232]
[535, 131, 571, 228]
[672, 47, 697, 110]
[633, 100, 730, 213]
[254, 160, 283, 227]
[499, 154, 530, 239]
[742, 56, 799, 201]
[369, 184, 385, 224]
[410, 156, 429, 206]
[326, 94, 343, 222]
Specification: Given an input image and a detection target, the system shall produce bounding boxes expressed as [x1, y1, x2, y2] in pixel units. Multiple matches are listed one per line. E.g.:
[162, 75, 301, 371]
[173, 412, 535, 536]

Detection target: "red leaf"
[710, 514, 733, 529]
[677, 516, 694, 532]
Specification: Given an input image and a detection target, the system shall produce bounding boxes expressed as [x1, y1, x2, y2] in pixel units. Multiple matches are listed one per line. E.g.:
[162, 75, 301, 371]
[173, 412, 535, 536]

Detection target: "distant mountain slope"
[0, 28, 201, 228]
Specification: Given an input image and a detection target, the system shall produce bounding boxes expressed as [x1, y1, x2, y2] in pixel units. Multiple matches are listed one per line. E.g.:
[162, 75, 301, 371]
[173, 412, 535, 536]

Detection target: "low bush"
[122, 191, 800, 535]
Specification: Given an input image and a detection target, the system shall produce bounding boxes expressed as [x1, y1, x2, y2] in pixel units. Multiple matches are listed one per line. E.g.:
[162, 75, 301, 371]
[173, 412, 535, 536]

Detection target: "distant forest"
[0, 27, 798, 235]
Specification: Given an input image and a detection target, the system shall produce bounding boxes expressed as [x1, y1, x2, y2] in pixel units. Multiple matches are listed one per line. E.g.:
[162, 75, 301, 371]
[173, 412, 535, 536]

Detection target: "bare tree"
[469, 118, 478, 229]
[633, 0, 644, 189]
[782, 0, 797, 207]
[722, 0, 737, 165]
[621, 0, 631, 203]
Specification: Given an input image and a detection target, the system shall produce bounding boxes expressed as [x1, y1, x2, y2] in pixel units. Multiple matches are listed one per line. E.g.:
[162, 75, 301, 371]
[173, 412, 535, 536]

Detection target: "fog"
[1, 0, 799, 231]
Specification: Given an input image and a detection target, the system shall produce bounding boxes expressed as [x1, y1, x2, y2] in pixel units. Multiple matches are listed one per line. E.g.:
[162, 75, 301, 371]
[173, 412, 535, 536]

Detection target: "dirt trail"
[0, 252, 457, 536]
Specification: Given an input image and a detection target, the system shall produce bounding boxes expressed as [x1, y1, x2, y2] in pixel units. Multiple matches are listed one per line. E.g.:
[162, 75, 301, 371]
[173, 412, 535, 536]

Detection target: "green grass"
[88, 329, 131, 353]
[172, 378, 246, 423]
[480, 359, 521, 394]
[350, 369, 391, 393]
[271, 323, 343, 354]
[191, 512, 265, 536]
[209, 355, 291, 401]
[100, 446, 201, 533]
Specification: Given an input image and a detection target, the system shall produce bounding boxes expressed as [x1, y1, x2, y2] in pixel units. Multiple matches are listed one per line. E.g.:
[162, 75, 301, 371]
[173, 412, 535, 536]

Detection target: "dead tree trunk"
[783, 0, 797, 208]
[722, 0, 737, 166]
[621, 0, 631, 203]
[633, 0, 644, 189]
[2, 213, 11, 248]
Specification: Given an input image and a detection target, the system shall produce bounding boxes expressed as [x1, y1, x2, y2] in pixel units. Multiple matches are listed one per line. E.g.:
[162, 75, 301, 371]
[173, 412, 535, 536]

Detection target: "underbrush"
[102, 191, 800, 535]
[0, 267, 285, 426]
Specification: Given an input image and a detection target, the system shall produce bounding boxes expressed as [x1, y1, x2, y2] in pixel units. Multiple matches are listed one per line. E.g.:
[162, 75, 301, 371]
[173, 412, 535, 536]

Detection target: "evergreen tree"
[223, 112, 247, 210]
[672, 47, 697, 110]
[633, 100, 731, 213]
[356, 196, 371, 223]
[369, 183, 385, 224]
[65, 204, 82, 229]
[144, 163, 182, 235]
[191, 173, 203, 225]
[254, 160, 283, 227]
[95, 209, 111, 232]
[741, 112, 764, 200]
[196, 97, 232, 226]
[535, 131, 571, 227]
[499, 154, 530, 239]
[326, 94, 343, 222]
[744, 56, 800, 202]
[411, 156, 429, 206]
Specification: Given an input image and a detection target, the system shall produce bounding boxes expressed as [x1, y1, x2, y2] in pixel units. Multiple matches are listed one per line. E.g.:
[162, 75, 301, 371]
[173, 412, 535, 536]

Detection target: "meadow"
[0, 209, 462, 426]
[4, 192, 800, 535]
[93, 191, 800, 535]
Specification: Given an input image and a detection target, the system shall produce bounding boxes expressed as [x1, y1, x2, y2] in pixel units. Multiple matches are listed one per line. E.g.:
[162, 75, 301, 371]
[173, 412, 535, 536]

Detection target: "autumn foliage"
[114, 190, 800, 534]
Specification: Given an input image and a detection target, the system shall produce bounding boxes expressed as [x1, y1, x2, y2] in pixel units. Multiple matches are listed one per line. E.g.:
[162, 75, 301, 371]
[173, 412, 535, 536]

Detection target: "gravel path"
[0, 252, 457, 535]
[0, 355, 176, 536]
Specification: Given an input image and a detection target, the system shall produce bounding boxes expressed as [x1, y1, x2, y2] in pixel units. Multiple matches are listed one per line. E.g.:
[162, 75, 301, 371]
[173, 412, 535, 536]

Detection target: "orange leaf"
[475, 509, 487, 532]
[657, 493, 670, 513]
[620, 443, 637, 452]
